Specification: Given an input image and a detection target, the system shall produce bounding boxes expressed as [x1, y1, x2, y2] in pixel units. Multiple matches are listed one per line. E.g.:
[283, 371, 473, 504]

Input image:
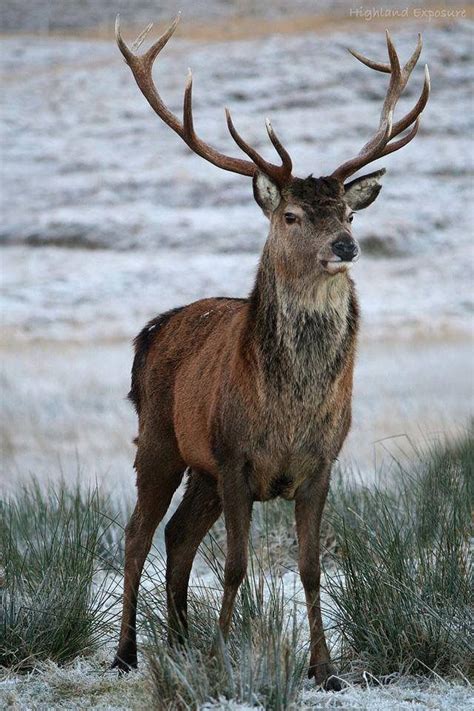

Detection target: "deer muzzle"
[331, 236, 359, 262]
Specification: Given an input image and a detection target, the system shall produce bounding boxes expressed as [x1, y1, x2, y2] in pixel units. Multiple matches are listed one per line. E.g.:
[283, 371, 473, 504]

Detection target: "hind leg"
[165, 471, 222, 644]
[112, 438, 185, 671]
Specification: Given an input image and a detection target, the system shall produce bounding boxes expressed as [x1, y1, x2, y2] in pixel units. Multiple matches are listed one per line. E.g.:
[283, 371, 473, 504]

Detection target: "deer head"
[116, 16, 430, 278]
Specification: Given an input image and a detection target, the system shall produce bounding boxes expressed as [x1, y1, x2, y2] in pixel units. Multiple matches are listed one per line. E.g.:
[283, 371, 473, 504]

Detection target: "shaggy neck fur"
[248, 248, 359, 399]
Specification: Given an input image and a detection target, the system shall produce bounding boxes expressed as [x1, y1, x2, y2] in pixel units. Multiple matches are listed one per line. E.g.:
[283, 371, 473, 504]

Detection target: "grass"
[0, 480, 123, 670]
[325, 432, 474, 680]
[143, 531, 307, 711]
[1, 431, 472, 707]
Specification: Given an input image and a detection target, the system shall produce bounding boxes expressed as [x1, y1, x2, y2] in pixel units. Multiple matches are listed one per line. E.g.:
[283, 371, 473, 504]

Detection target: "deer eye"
[348, 212, 355, 223]
[284, 212, 297, 224]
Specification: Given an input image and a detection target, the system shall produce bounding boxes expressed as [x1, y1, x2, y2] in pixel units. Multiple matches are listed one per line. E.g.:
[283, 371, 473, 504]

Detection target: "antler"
[115, 15, 293, 185]
[331, 31, 430, 182]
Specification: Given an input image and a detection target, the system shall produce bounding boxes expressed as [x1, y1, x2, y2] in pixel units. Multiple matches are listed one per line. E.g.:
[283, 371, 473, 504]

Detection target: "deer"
[111, 14, 430, 690]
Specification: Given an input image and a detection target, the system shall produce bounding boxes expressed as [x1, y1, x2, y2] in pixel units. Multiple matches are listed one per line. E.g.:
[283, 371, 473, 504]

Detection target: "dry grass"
[3, 6, 473, 44]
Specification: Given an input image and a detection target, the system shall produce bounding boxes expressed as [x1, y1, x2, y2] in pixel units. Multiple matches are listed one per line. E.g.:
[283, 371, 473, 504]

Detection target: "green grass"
[0, 480, 123, 669]
[324, 432, 474, 680]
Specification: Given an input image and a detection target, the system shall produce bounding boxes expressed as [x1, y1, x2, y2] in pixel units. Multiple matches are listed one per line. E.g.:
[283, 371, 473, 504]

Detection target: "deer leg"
[218, 472, 253, 639]
[112, 443, 185, 672]
[165, 471, 222, 644]
[295, 471, 341, 691]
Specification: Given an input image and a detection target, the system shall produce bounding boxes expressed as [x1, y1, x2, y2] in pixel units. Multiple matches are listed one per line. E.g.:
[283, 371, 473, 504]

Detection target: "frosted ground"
[0, 8, 473, 710]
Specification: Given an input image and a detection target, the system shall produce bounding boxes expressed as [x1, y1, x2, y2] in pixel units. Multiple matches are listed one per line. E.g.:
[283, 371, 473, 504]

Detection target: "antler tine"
[332, 32, 400, 180]
[348, 46, 391, 73]
[379, 117, 420, 157]
[115, 13, 180, 66]
[225, 109, 292, 186]
[390, 64, 430, 138]
[183, 68, 195, 140]
[403, 33, 423, 77]
[143, 14, 181, 66]
[348, 33, 429, 145]
[115, 15, 133, 62]
[265, 118, 293, 177]
[381, 31, 402, 120]
[332, 32, 429, 181]
[115, 13, 183, 137]
[348, 32, 422, 80]
[130, 22, 154, 53]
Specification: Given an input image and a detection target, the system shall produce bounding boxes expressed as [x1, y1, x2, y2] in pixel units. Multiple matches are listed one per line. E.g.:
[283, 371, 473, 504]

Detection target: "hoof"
[111, 653, 137, 673]
[167, 631, 187, 648]
[322, 674, 342, 692]
[308, 662, 342, 691]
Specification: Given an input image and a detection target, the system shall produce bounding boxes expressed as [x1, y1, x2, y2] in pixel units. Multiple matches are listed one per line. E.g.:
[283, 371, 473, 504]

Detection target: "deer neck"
[247, 247, 358, 394]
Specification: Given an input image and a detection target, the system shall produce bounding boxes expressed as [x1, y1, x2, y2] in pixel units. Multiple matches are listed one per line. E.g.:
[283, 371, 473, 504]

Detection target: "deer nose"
[331, 237, 359, 261]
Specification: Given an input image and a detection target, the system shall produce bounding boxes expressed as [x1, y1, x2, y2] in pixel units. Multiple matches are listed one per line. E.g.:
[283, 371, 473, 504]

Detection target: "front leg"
[218, 466, 253, 638]
[295, 470, 341, 691]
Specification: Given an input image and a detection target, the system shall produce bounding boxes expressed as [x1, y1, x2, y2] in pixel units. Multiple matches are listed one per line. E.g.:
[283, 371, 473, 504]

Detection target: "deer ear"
[344, 168, 386, 210]
[253, 171, 281, 216]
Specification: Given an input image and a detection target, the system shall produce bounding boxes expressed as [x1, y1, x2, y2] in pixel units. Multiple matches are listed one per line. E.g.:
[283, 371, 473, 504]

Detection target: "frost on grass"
[0, 651, 150, 711]
[136, 435, 473, 708]
[299, 678, 474, 711]
[1, 665, 471, 711]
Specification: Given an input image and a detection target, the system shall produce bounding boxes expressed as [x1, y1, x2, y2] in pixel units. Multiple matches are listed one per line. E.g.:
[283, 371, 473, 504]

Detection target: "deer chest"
[248, 388, 351, 501]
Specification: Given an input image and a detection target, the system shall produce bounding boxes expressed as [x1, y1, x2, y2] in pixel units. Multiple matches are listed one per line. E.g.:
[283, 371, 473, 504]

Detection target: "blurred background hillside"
[1, 1, 473, 488]
[4, 0, 466, 32]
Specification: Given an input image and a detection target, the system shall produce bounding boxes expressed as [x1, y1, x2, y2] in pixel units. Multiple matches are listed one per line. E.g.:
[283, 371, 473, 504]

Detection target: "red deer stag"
[112, 15, 430, 689]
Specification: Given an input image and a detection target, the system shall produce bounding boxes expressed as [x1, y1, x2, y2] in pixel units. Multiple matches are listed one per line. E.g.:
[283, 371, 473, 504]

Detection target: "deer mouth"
[320, 255, 359, 274]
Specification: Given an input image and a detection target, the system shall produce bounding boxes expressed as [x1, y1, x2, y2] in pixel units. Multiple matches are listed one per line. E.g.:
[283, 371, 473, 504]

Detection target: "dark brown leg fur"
[165, 471, 222, 644]
[218, 469, 253, 638]
[295, 471, 341, 691]
[112, 439, 185, 671]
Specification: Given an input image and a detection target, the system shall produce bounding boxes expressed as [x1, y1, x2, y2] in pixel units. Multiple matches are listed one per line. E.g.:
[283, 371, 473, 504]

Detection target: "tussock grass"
[143, 528, 307, 710]
[0, 480, 123, 670]
[325, 432, 474, 680]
